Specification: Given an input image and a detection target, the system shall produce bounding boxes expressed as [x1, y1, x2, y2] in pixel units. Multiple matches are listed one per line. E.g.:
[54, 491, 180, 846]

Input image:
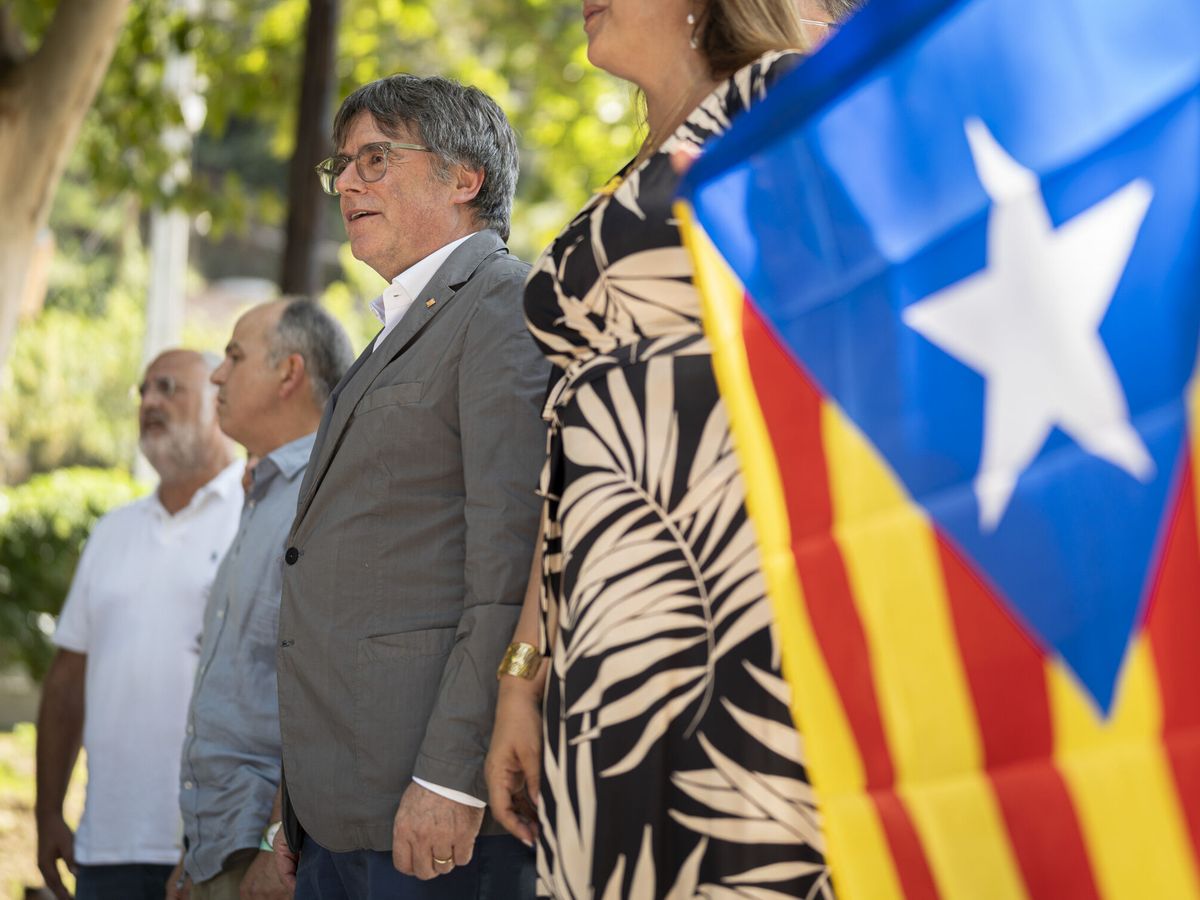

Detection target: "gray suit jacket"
[277, 230, 548, 852]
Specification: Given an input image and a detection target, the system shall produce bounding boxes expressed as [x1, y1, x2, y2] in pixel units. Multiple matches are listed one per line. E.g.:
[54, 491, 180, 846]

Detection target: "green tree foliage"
[0, 294, 143, 478]
[3, 0, 639, 478]
[0, 175, 147, 480]
[11, 0, 637, 260]
[0, 468, 144, 681]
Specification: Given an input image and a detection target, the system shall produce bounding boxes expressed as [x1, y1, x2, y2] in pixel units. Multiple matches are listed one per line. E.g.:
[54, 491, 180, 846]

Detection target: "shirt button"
[184, 780, 194, 790]
[187, 725, 194, 735]
[285, 547, 299, 565]
[216, 608, 224, 619]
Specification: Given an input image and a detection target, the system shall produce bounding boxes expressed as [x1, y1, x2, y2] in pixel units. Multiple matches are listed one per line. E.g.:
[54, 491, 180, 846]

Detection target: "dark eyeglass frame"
[133, 374, 181, 400]
[314, 141, 431, 196]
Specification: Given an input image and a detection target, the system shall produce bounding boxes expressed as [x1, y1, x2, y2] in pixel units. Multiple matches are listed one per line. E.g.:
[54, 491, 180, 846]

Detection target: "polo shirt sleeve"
[53, 520, 103, 653]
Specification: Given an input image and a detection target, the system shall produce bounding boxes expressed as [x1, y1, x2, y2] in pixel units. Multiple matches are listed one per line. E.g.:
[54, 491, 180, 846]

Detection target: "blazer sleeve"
[412, 260, 548, 799]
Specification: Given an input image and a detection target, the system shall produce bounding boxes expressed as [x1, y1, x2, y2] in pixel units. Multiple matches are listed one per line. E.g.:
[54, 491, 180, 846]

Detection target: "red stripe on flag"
[873, 793, 942, 900]
[939, 540, 1100, 899]
[1145, 457, 1200, 862]
[741, 300, 893, 788]
[742, 301, 940, 898]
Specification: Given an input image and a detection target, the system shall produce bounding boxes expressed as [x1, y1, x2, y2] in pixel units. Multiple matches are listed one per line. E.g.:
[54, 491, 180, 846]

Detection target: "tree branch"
[22, 0, 130, 150]
[5, 0, 129, 229]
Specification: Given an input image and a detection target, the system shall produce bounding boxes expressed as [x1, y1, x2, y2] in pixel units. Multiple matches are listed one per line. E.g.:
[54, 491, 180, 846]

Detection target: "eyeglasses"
[314, 142, 431, 196]
[133, 375, 180, 400]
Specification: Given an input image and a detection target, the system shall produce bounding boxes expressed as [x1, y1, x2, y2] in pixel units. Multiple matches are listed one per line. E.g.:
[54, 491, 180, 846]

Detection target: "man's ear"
[449, 164, 485, 206]
[279, 353, 308, 400]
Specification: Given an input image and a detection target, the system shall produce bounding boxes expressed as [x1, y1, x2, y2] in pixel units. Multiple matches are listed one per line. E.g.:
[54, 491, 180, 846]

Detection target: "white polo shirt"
[54, 462, 243, 865]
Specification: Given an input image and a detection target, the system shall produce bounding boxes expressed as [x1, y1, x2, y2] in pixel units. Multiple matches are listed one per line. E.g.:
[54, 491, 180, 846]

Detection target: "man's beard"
[139, 409, 215, 480]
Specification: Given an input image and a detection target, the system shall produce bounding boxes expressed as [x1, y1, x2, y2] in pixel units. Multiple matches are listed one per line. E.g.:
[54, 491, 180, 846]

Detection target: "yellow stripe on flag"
[821, 402, 1030, 900]
[678, 202, 904, 900]
[1049, 640, 1200, 900]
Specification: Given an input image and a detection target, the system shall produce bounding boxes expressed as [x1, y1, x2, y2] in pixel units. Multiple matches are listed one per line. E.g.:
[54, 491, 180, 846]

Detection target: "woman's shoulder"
[676, 49, 804, 148]
[724, 49, 805, 109]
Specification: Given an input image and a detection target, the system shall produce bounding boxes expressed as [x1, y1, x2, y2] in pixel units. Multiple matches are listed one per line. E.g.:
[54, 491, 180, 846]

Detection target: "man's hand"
[484, 683, 542, 847]
[36, 813, 76, 900]
[272, 827, 298, 890]
[165, 858, 191, 900]
[391, 782, 485, 881]
[239, 850, 292, 900]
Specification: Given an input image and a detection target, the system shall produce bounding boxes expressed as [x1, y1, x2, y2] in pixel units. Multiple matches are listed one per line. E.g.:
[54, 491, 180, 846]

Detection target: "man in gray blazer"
[272, 75, 546, 899]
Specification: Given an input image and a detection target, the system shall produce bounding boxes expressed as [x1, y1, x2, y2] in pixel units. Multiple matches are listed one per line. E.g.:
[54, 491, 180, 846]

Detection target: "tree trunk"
[0, 0, 131, 369]
[279, 0, 340, 298]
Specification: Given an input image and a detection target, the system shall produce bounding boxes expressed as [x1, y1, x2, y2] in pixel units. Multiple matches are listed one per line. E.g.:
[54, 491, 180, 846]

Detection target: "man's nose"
[336, 161, 364, 194]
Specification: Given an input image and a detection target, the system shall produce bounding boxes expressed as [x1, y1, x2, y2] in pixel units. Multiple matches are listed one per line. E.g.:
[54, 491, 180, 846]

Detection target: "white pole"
[137, 0, 205, 481]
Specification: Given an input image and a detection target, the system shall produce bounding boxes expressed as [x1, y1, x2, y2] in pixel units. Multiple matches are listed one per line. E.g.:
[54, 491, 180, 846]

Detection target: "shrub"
[0, 468, 144, 682]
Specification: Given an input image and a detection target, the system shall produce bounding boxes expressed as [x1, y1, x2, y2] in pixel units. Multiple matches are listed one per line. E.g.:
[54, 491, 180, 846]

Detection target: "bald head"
[211, 298, 352, 456]
[138, 348, 230, 481]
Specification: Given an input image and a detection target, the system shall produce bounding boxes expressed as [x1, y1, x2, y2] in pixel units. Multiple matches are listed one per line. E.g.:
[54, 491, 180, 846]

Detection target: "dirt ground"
[0, 724, 83, 900]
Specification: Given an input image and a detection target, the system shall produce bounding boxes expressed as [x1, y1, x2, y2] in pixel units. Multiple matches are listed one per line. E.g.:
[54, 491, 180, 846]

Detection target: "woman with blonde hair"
[486, 2, 857, 896]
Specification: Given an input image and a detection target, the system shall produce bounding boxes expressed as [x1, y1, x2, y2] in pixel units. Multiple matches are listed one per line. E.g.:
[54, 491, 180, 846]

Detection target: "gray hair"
[266, 299, 355, 407]
[821, 0, 864, 20]
[332, 74, 519, 241]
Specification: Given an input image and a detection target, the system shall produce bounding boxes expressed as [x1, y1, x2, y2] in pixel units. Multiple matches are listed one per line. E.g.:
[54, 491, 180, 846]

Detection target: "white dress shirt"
[370, 233, 476, 351]
[366, 232, 487, 810]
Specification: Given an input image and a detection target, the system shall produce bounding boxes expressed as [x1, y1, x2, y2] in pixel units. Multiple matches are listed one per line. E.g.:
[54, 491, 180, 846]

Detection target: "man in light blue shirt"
[169, 299, 353, 900]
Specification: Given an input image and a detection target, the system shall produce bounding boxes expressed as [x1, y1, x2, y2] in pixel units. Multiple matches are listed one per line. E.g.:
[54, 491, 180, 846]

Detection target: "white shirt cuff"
[412, 777, 486, 808]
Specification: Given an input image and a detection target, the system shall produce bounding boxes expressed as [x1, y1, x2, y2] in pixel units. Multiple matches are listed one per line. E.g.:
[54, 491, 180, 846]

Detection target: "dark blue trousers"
[295, 833, 535, 900]
[74, 863, 175, 900]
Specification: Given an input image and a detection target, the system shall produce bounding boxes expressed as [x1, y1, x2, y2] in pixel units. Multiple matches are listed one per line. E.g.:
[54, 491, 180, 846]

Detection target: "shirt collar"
[256, 432, 316, 487]
[153, 459, 243, 519]
[368, 232, 477, 326]
[199, 460, 246, 503]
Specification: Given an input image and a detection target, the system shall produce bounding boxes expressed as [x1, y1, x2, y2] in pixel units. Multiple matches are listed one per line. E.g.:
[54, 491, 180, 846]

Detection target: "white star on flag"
[903, 118, 1155, 532]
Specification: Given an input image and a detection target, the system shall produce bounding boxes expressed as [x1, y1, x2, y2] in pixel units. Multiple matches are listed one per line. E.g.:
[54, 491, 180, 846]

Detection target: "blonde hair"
[693, 0, 812, 79]
[628, 0, 837, 171]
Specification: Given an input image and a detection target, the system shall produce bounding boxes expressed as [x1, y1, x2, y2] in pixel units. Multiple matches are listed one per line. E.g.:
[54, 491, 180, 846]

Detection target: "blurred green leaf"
[0, 468, 145, 682]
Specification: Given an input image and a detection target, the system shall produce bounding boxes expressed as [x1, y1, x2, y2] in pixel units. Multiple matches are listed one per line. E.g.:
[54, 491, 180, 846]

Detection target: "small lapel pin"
[425, 298, 436, 308]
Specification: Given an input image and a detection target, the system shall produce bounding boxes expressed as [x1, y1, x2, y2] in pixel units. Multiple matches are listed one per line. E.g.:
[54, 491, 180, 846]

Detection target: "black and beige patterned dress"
[524, 51, 833, 899]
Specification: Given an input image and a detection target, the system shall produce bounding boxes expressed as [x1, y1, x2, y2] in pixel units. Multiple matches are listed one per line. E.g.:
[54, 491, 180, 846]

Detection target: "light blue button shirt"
[179, 433, 315, 882]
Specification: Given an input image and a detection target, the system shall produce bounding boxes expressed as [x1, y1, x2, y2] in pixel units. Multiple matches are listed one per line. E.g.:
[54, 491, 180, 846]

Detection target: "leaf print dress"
[524, 52, 834, 900]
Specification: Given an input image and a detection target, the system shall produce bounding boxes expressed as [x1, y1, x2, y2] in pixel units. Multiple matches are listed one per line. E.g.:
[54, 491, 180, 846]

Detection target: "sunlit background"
[0, 1, 638, 894]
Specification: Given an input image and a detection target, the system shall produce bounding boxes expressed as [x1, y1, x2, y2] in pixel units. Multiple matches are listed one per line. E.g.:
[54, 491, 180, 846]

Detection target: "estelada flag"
[676, 0, 1200, 896]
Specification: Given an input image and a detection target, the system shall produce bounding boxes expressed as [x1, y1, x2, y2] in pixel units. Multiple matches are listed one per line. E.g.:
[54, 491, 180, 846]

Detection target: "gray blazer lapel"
[292, 231, 507, 532]
[293, 341, 373, 516]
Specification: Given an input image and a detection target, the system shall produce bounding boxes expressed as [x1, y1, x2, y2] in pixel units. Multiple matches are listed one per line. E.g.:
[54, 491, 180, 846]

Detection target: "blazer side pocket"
[353, 627, 455, 797]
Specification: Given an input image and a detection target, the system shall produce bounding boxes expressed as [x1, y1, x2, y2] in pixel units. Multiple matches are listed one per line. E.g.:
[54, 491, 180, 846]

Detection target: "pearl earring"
[687, 12, 698, 49]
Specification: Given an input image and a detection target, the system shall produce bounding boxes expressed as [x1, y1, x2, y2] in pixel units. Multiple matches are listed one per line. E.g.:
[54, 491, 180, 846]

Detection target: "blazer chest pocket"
[358, 381, 423, 414]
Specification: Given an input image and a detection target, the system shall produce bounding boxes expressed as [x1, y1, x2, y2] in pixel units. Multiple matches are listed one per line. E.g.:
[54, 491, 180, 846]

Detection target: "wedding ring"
[432, 854, 454, 866]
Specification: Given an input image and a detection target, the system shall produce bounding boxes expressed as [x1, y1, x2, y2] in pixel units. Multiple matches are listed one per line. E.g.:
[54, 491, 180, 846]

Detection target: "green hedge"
[0, 467, 144, 682]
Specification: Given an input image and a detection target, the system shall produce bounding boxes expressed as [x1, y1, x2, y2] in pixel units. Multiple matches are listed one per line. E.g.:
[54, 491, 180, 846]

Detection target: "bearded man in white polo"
[35, 349, 242, 900]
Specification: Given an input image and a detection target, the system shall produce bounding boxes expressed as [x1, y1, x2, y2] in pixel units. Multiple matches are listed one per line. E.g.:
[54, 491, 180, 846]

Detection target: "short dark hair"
[332, 75, 519, 241]
[267, 299, 354, 407]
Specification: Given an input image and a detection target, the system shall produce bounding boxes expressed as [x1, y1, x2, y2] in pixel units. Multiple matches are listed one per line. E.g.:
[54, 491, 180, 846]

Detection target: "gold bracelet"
[496, 642, 542, 680]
